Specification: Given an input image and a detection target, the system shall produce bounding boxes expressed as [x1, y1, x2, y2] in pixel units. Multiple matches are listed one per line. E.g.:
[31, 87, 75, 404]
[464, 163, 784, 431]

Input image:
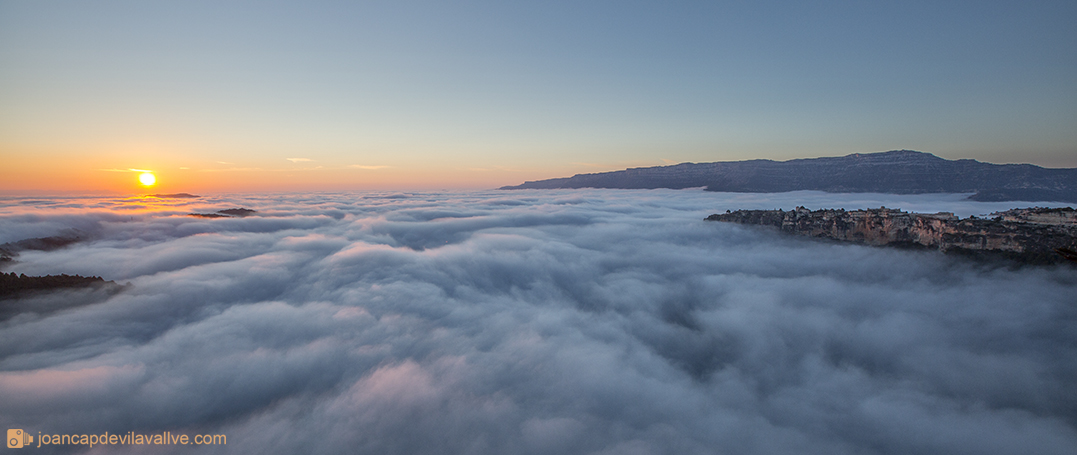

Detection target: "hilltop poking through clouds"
[502, 150, 1077, 203]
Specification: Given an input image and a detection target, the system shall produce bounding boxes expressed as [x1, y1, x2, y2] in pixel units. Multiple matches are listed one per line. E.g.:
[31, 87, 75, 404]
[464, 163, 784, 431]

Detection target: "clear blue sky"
[1, 0, 1075, 192]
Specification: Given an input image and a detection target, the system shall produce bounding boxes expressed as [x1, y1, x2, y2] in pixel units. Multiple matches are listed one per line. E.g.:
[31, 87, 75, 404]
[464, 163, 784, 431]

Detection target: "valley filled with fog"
[1, 189, 1075, 454]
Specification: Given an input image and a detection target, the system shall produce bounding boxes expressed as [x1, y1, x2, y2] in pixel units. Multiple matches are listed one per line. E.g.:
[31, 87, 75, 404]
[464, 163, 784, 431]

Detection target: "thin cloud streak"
[94, 168, 153, 173]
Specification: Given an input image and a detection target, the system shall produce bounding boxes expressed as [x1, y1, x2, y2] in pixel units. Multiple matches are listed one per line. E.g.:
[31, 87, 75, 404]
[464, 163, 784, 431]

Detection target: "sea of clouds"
[0, 189, 1074, 454]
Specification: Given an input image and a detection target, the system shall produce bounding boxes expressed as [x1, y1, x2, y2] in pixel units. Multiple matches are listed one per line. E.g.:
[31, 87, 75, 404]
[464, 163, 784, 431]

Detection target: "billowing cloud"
[0, 190, 1074, 454]
[286, 158, 312, 163]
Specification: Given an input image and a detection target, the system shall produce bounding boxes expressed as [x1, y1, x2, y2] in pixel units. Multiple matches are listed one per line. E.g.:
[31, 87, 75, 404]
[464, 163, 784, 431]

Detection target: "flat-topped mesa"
[988, 207, 1077, 226]
[706, 207, 1077, 264]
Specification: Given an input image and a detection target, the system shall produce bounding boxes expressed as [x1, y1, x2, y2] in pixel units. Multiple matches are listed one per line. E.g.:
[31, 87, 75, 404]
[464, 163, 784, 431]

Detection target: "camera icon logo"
[7, 429, 33, 448]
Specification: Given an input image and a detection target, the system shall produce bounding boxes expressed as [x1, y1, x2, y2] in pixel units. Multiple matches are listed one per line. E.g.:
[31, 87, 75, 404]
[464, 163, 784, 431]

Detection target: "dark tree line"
[0, 272, 113, 298]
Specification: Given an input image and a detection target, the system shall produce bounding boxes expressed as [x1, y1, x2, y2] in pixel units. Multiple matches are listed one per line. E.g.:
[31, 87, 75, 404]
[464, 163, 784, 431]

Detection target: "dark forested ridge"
[0, 229, 87, 266]
[501, 150, 1077, 202]
[188, 208, 258, 218]
[0, 272, 126, 299]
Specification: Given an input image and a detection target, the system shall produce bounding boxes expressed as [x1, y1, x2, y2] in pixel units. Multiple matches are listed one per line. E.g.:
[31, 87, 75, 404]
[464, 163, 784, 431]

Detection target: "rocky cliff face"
[706, 207, 1077, 264]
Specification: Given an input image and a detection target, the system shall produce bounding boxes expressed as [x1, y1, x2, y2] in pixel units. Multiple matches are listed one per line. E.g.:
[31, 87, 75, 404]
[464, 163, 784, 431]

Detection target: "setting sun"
[139, 172, 156, 186]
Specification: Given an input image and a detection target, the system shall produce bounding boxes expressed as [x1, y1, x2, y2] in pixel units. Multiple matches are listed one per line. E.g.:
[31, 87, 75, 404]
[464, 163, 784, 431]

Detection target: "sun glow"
[139, 172, 157, 186]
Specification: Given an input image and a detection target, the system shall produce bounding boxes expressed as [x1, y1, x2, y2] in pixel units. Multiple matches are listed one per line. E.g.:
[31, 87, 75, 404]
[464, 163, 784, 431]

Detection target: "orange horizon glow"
[0, 153, 631, 195]
[0, 165, 568, 196]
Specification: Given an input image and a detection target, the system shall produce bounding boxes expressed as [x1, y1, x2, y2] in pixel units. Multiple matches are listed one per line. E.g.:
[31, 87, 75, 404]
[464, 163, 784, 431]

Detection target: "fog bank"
[1, 189, 1074, 454]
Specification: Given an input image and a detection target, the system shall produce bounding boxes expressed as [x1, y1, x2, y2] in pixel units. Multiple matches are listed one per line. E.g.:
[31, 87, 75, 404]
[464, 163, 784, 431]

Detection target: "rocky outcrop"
[502, 150, 1077, 203]
[706, 207, 1077, 264]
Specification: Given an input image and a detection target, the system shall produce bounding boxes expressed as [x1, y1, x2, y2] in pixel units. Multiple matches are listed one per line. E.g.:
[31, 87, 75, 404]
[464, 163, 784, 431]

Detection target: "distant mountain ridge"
[500, 150, 1077, 202]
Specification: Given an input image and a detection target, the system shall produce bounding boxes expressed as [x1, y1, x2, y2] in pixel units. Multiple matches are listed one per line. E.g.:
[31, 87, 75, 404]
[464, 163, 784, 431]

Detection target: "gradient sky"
[1, 0, 1075, 194]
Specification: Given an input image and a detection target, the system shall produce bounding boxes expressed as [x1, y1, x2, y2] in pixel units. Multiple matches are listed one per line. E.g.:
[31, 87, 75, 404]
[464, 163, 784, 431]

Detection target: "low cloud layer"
[1, 190, 1074, 454]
